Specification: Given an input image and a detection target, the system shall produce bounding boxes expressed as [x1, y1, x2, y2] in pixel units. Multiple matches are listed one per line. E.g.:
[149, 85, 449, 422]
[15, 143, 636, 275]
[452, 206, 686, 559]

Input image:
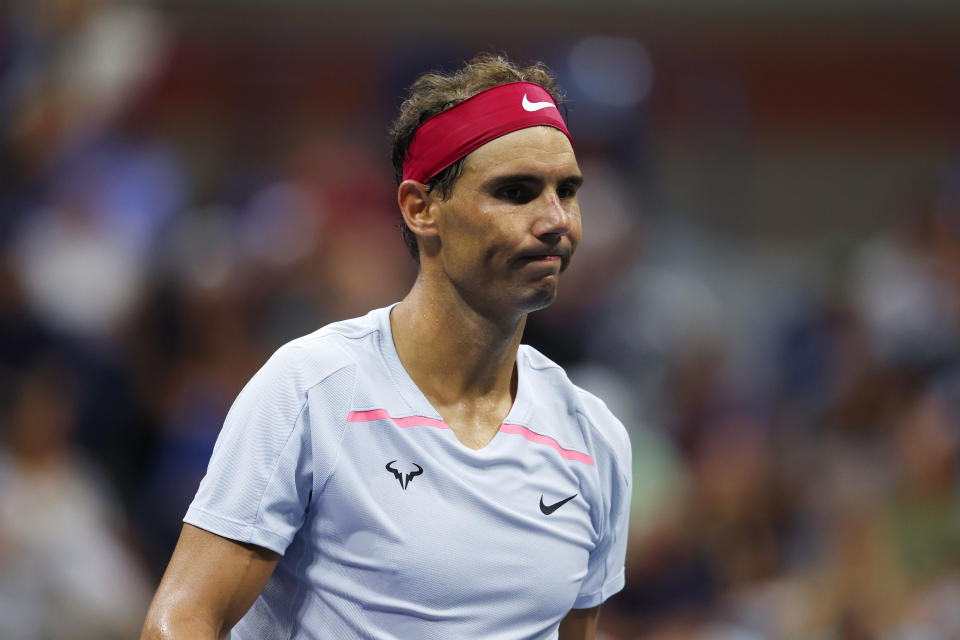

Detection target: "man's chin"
[519, 283, 559, 314]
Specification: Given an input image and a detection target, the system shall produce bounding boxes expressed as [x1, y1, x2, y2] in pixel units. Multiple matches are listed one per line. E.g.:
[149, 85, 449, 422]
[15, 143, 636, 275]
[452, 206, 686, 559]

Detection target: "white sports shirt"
[185, 304, 632, 640]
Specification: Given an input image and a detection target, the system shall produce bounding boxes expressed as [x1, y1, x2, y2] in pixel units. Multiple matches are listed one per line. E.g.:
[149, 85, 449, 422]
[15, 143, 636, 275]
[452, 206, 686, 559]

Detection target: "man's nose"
[532, 191, 573, 238]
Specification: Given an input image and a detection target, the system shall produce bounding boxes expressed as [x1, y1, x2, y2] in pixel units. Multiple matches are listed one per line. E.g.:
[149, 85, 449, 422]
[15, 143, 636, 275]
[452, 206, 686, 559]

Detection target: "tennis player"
[142, 53, 631, 640]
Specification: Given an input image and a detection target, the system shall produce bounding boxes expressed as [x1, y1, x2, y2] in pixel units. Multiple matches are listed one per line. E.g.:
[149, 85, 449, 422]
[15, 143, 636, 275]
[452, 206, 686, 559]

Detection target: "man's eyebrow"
[483, 173, 584, 188]
[561, 174, 584, 188]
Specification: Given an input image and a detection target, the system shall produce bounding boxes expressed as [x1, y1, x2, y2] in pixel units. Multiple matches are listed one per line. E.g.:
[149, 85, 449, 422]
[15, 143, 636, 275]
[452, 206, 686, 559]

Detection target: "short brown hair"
[389, 53, 565, 261]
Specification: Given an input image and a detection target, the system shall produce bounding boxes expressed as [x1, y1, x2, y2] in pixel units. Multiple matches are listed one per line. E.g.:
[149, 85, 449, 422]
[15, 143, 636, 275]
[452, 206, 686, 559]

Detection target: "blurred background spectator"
[2, 0, 959, 637]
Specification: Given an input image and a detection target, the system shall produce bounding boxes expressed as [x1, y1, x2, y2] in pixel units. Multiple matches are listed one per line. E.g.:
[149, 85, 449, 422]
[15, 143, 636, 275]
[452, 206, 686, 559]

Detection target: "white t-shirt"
[185, 304, 631, 640]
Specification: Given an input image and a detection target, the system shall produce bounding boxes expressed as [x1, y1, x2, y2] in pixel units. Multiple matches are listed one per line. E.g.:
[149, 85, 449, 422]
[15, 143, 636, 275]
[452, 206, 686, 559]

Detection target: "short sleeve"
[573, 416, 632, 609]
[184, 344, 317, 555]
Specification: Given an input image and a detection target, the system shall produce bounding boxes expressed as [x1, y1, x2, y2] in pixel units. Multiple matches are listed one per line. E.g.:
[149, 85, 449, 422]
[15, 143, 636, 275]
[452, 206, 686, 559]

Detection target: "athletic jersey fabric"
[185, 304, 632, 640]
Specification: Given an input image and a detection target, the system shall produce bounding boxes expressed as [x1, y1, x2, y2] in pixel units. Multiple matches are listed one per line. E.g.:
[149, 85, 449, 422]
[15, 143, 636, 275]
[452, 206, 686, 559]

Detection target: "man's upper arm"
[558, 606, 600, 640]
[141, 524, 279, 639]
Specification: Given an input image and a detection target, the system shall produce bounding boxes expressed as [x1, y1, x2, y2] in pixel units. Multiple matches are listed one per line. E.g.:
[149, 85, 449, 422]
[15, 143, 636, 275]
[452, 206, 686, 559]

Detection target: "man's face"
[432, 126, 583, 316]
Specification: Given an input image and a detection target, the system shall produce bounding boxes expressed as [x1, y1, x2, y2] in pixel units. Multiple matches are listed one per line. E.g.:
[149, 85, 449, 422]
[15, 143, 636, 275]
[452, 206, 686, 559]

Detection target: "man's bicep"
[558, 605, 600, 640]
[142, 523, 279, 639]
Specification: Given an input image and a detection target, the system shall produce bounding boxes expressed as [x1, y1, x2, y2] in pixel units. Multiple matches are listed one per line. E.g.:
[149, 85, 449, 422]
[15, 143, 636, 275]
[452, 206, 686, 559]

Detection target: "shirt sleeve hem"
[572, 566, 626, 609]
[184, 506, 292, 555]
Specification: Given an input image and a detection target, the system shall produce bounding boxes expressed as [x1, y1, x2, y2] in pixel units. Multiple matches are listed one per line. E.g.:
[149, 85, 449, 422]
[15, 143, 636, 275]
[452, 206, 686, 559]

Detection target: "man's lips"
[521, 254, 561, 262]
[515, 250, 570, 271]
[516, 249, 568, 263]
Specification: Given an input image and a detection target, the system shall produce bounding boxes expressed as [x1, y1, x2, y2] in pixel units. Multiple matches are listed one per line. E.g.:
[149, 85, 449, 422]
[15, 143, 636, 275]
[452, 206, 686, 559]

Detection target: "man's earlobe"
[398, 180, 440, 239]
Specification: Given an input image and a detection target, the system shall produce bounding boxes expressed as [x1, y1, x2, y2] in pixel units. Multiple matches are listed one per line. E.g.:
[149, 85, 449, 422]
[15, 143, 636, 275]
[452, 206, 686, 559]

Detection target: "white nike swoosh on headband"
[522, 94, 556, 112]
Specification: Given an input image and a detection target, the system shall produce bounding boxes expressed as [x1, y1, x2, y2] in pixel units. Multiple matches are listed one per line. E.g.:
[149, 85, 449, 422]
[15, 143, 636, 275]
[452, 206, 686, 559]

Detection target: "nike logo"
[540, 493, 577, 515]
[522, 94, 556, 112]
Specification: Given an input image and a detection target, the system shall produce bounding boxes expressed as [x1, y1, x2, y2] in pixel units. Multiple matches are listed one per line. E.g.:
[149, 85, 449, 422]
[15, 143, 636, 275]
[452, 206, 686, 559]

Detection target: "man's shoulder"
[256, 307, 388, 390]
[519, 345, 631, 469]
[518, 344, 617, 422]
[288, 308, 382, 351]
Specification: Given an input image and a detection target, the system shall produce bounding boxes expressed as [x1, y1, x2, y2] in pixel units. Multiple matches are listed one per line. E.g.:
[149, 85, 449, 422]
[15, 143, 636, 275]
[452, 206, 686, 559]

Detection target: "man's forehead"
[463, 127, 579, 179]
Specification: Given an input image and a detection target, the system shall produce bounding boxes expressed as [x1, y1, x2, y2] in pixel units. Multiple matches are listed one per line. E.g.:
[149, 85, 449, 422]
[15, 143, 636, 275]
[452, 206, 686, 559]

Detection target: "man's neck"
[390, 278, 524, 407]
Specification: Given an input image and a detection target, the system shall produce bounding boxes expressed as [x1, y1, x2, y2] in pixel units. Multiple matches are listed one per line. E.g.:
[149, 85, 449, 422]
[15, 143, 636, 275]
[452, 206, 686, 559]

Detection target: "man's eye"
[497, 186, 534, 202]
[557, 183, 581, 199]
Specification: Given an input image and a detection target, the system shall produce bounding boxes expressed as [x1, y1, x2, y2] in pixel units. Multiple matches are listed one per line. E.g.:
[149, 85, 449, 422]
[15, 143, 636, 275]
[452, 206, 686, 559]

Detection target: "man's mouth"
[515, 250, 570, 273]
[521, 254, 561, 263]
[517, 248, 568, 262]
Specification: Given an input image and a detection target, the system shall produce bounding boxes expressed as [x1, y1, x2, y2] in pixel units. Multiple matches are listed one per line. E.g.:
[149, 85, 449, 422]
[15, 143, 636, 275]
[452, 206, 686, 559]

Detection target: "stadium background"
[2, 1, 960, 637]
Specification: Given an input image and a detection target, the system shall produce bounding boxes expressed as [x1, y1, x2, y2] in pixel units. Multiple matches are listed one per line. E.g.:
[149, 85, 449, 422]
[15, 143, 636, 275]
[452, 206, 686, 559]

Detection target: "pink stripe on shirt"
[346, 410, 594, 466]
[499, 423, 595, 466]
[348, 409, 449, 430]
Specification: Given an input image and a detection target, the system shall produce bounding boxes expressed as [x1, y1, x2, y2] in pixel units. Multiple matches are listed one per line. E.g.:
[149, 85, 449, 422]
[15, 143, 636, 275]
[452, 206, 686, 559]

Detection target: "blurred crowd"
[2, 2, 959, 639]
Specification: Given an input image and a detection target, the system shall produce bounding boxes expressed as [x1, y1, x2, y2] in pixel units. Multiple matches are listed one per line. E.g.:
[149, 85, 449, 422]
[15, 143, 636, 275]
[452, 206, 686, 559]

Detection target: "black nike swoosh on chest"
[539, 493, 578, 515]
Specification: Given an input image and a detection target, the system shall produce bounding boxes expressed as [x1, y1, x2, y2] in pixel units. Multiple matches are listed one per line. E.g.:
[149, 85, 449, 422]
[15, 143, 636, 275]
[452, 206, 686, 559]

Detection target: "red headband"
[402, 81, 573, 184]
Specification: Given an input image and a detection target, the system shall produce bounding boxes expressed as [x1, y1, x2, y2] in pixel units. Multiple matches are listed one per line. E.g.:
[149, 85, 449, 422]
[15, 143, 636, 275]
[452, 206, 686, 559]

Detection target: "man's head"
[390, 54, 567, 261]
[391, 54, 582, 316]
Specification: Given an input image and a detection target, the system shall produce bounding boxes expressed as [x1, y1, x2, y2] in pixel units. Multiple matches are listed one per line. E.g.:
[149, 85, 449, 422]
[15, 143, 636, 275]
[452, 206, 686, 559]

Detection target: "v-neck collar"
[373, 304, 533, 443]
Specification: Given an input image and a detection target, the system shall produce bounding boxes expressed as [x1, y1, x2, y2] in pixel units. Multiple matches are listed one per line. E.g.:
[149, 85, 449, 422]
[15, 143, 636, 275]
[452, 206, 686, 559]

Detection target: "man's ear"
[398, 180, 441, 242]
